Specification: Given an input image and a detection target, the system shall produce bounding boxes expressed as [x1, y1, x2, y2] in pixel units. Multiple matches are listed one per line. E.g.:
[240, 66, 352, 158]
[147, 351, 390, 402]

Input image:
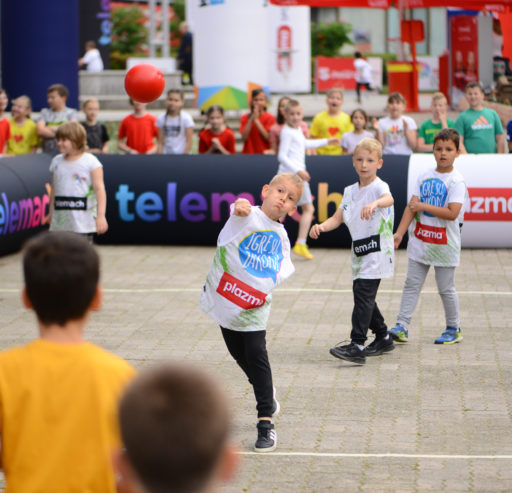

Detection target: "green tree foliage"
[110, 6, 148, 69]
[311, 22, 353, 57]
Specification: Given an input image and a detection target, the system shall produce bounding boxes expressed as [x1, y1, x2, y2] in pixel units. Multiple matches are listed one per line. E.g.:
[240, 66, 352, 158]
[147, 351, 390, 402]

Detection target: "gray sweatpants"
[396, 258, 459, 330]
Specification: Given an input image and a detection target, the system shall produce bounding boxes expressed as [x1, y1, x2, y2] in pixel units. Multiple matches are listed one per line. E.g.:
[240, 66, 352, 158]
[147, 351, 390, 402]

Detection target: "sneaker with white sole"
[389, 324, 408, 342]
[434, 327, 463, 344]
[254, 421, 277, 452]
[329, 342, 366, 365]
[366, 335, 395, 356]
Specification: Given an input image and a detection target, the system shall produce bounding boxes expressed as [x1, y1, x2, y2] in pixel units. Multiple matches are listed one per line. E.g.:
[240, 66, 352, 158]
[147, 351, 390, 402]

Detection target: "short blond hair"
[14, 95, 32, 113]
[354, 137, 383, 160]
[82, 97, 100, 110]
[56, 121, 87, 152]
[431, 92, 447, 104]
[269, 173, 304, 202]
[327, 89, 344, 99]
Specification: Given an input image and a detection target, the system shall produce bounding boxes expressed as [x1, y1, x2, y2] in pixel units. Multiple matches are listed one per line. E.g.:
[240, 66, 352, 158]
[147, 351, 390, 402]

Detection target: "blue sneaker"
[389, 324, 408, 342]
[435, 327, 463, 344]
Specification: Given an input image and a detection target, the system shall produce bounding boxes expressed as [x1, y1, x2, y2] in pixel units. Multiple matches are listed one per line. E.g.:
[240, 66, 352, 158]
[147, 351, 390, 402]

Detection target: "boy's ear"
[287, 205, 297, 217]
[89, 285, 103, 312]
[22, 288, 33, 309]
[261, 184, 270, 198]
[112, 449, 139, 493]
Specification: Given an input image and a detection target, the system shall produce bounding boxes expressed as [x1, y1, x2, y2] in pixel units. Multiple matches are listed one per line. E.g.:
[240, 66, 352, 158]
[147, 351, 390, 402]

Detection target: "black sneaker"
[329, 342, 366, 365]
[366, 336, 395, 356]
[254, 421, 277, 453]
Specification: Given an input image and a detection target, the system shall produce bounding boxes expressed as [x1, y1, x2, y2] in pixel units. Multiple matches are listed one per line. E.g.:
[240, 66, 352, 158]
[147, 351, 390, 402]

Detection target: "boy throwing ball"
[310, 138, 395, 364]
[200, 173, 303, 452]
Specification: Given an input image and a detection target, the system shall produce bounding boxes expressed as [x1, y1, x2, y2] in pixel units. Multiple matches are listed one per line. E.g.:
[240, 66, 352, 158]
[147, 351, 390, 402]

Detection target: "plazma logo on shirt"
[419, 178, 447, 217]
[238, 231, 283, 283]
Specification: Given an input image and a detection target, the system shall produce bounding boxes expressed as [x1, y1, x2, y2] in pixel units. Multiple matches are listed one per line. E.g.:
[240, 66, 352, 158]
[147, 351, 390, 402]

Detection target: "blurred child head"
[129, 98, 147, 113]
[284, 99, 303, 129]
[23, 231, 100, 327]
[250, 88, 268, 113]
[82, 98, 100, 123]
[85, 40, 96, 51]
[205, 105, 226, 132]
[326, 89, 344, 115]
[464, 82, 485, 110]
[0, 89, 8, 113]
[276, 96, 291, 124]
[11, 95, 32, 120]
[351, 108, 368, 131]
[261, 173, 303, 221]
[352, 138, 383, 180]
[165, 89, 184, 115]
[56, 121, 87, 153]
[47, 84, 68, 110]
[386, 92, 406, 119]
[430, 92, 448, 117]
[117, 363, 237, 493]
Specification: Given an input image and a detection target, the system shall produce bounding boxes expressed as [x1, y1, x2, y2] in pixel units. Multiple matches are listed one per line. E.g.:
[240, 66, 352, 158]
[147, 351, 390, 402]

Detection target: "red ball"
[124, 64, 165, 103]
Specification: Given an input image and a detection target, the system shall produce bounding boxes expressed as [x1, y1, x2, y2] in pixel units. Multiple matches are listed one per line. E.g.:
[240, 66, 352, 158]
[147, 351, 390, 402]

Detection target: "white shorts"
[297, 181, 312, 207]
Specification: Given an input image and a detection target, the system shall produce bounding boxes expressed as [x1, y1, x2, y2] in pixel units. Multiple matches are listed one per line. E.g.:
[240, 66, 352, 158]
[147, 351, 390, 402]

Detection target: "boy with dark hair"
[0, 231, 135, 493]
[115, 364, 238, 493]
[200, 172, 303, 452]
[455, 82, 506, 154]
[390, 128, 467, 344]
[36, 83, 78, 155]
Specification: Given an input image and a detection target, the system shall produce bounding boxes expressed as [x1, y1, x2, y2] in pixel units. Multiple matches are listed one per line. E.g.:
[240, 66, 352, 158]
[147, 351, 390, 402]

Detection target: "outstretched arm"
[361, 193, 393, 220]
[309, 208, 344, 239]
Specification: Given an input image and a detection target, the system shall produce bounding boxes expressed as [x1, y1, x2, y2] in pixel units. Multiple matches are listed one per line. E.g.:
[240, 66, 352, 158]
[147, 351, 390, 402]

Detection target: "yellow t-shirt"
[7, 117, 40, 155]
[0, 339, 136, 493]
[309, 110, 354, 155]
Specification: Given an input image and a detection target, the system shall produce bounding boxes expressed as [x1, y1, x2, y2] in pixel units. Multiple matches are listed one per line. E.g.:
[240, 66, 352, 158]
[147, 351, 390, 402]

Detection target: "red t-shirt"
[198, 127, 236, 154]
[118, 114, 157, 154]
[0, 118, 11, 151]
[239, 112, 275, 154]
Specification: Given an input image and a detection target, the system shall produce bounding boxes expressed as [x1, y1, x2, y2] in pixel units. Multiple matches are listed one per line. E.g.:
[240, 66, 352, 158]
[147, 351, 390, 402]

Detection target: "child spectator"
[309, 138, 395, 364]
[373, 92, 417, 155]
[309, 89, 353, 155]
[199, 173, 303, 452]
[455, 82, 506, 153]
[341, 109, 374, 154]
[278, 99, 338, 260]
[240, 88, 275, 154]
[48, 121, 108, 237]
[269, 96, 310, 154]
[507, 118, 512, 153]
[417, 93, 456, 153]
[156, 89, 194, 154]
[78, 40, 104, 72]
[7, 95, 39, 155]
[354, 52, 374, 104]
[36, 83, 78, 155]
[390, 128, 467, 345]
[0, 231, 135, 492]
[118, 99, 158, 155]
[0, 89, 10, 154]
[115, 364, 238, 493]
[81, 98, 109, 154]
[198, 105, 235, 154]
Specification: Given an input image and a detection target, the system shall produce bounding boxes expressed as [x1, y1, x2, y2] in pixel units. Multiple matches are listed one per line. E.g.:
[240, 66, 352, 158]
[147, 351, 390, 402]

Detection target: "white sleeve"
[155, 113, 165, 129]
[278, 129, 300, 174]
[377, 180, 391, 196]
[447, 180, 466, 204]
[305, 137, 329, 149]
[405, 116, 417, 130]
[183, 112, 195, 128]
[86, 153, 102, 171]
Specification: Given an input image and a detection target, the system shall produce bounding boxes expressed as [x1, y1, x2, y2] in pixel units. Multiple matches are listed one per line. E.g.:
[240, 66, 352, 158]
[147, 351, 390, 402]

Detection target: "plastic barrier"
[1, 153, 511, 256]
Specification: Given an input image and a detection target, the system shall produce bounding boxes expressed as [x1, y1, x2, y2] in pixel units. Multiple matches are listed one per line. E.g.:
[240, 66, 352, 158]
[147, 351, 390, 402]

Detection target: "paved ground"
[1, 245, 512, 492]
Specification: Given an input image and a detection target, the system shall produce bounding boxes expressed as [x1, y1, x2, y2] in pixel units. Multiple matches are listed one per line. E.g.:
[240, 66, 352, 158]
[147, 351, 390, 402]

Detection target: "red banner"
[315, 56, 356, 92]
[465, 188, 512, 221]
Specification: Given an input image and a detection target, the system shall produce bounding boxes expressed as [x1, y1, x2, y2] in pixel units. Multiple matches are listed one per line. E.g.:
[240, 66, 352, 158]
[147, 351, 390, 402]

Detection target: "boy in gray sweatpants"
[391, 128, 467, 344]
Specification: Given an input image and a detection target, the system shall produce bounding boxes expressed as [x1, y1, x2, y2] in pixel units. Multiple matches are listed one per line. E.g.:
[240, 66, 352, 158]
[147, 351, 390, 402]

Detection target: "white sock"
[296, 239, 306, 245]
[356, 344, 364, 350]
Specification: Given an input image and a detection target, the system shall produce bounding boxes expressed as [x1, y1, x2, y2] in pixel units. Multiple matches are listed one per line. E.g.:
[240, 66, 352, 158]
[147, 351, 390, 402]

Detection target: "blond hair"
[327, 89, 344, 99]
[82, 97, 100, 110]
[14, 95, 32, 114]
[431, 92, 447, 104]
[354, 137, 383, 160]
[55, 121, 87, 151]
[269, 173, 304, 201]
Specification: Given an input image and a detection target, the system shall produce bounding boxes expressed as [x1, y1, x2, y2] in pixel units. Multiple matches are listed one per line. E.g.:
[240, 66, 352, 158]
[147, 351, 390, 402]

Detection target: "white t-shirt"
[156, 110, 194, 154]
[49, 153, 102, 233]
[340, 130, 374, 154]
[199, 205, 295, 332]
[83, 49, 104, 72]
[340, 177, 394, 280]
[354, 58, 372, 84]
[378, 116, 417, 155]
[278, 124, 328, 174]
[407, 168, 467, 267]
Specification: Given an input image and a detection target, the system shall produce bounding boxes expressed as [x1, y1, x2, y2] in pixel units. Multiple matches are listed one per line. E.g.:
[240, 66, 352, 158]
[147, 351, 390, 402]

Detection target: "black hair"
[275, 96, 290, 125]
[250, 88, 267, 113]
[433, 128, 460, 150]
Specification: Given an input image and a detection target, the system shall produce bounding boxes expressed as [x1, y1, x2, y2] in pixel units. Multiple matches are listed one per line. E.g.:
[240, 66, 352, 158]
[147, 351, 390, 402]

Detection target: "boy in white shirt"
[200, 173, 303, 453]
[354, 52, 373, 104]
[390, 128, 466, 344]
[373, 92, 417, 155]
[309, 138, 395, 365]
[278, 99, 338, 260]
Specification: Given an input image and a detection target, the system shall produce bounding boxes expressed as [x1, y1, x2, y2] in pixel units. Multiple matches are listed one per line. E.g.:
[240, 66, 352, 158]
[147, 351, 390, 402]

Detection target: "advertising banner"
[315, 56, 382, 92]
[417, 56, 439, 91]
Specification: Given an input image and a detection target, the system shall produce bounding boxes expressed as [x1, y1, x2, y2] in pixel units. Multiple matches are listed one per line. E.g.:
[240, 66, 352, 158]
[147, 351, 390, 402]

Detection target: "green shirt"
[455, 108, 503, 154]
[418, 119, 456, 149]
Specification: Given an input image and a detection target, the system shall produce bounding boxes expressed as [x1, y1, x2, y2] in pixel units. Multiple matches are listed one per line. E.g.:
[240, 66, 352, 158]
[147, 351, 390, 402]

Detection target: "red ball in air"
[124, 64, 165, 103]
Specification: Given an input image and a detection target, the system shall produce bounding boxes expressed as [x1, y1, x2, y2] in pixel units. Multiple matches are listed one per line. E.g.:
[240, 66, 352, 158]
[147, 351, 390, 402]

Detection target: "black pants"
[350, 279, 387, 345]
[221, 327, 273, 418]
[356, 82, 372, 100]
